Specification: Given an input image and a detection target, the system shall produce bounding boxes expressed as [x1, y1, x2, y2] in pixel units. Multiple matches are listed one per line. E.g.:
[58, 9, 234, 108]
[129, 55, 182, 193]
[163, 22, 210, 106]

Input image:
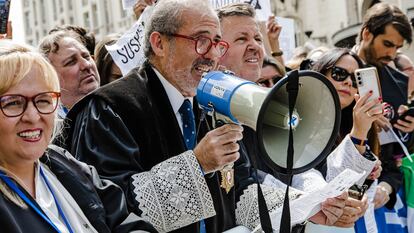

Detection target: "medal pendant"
[220, 168, 234, 193]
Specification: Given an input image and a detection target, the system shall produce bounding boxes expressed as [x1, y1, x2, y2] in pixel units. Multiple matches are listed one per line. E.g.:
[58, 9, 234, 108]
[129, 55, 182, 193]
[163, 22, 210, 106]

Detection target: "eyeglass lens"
[0, 92, 59, 117]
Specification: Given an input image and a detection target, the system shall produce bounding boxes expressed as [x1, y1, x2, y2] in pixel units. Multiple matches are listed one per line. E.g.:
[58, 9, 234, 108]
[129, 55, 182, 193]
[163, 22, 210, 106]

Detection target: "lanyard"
[0, 167, 74, 233]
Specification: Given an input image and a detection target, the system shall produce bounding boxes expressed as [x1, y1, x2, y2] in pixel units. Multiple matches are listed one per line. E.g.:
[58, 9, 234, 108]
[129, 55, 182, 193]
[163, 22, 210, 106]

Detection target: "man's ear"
[362, 28, 373, 43]
[149, 32, 166, 57]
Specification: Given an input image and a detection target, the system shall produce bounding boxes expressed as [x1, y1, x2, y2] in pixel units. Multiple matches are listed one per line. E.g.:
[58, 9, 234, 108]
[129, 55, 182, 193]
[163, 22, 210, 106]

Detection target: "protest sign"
[106, 6, 153, 76]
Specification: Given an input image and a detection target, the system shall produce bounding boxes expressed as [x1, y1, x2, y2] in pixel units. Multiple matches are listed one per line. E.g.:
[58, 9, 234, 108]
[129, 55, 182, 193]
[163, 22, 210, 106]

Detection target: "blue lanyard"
[0, 167, 74, 233]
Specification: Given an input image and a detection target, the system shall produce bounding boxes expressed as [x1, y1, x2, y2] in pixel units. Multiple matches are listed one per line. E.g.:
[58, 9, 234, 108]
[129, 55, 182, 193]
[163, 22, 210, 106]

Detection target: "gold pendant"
[220, 167, 234, 194]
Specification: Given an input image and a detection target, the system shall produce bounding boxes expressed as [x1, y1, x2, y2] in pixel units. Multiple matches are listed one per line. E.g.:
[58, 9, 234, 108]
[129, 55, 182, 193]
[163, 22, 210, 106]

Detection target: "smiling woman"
[0, 39, 156, 233]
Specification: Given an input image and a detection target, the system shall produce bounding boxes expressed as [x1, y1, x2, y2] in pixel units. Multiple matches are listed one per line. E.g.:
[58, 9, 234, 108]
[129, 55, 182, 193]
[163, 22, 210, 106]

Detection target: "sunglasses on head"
[330, 66, 357, 88]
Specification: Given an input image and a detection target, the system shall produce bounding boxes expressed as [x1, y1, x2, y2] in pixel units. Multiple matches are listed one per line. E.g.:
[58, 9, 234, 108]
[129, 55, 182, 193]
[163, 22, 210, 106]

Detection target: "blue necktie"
[179, 99, 196, 150]
[179, 100, 206, 233]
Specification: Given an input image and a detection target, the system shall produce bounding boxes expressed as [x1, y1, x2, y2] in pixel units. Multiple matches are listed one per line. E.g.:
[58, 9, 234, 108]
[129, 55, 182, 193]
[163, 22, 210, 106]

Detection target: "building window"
[52, 1, 57, 20]
[59, 0, 64, 13]
[92, 4, 98, 28]
[84, 12, 90, 27]
[24, 11, 31, 35]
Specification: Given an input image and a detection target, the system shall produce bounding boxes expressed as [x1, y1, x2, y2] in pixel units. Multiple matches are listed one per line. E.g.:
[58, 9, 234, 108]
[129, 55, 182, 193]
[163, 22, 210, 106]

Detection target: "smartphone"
[0, 0, 11, 34]
[354, 67, 382, 109]
[398, 107, 414, 122]
[348, 184, 368, 200]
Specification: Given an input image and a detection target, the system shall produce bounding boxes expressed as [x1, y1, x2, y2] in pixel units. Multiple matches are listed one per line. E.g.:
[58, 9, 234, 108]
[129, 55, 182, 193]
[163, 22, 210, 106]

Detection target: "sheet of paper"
[253, 168, 365, 232]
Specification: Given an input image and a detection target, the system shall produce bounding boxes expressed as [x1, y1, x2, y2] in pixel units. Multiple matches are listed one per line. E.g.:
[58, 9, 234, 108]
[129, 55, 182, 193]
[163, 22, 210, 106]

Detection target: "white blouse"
[35, 162, 98, 233]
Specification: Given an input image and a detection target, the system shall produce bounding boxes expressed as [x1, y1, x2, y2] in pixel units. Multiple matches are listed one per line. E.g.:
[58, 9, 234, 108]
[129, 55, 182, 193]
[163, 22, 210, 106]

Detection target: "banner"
[106, 6, 153, 76]
[355, 188, 409, 233]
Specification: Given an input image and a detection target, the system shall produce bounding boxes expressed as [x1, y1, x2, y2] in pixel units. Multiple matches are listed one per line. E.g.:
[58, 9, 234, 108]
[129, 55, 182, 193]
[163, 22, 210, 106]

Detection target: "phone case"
[354, 67, 382, 104]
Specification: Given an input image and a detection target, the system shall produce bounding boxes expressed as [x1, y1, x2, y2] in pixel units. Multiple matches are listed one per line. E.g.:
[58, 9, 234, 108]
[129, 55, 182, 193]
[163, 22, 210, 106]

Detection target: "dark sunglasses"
[330, 66, 357, 88]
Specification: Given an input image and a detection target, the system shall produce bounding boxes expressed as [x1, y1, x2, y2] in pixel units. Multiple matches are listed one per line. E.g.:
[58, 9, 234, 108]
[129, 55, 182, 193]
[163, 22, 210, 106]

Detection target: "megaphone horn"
[197, 70, 341, 175]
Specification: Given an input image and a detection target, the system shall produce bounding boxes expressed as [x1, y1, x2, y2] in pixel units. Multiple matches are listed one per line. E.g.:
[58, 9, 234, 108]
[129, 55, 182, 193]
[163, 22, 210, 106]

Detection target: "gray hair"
[216, 3, 255, 22]
[143, 0, 215, 58]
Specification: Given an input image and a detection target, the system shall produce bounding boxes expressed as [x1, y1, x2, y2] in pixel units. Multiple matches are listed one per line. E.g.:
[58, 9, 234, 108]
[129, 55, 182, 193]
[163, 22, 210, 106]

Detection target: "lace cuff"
[326, 135, 376, 185]
[132, 150, 216, 232]
[235, 184, 302, 231]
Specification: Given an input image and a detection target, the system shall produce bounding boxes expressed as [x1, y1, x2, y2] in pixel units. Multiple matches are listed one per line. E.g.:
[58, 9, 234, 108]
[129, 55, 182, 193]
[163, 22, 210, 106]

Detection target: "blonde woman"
[0, 40, 155, 233]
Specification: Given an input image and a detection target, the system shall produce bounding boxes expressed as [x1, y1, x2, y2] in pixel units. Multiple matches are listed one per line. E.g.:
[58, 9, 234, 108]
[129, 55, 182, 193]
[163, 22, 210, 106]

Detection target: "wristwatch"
[271, 50, 283, 57]
[350, 135, 368, 146]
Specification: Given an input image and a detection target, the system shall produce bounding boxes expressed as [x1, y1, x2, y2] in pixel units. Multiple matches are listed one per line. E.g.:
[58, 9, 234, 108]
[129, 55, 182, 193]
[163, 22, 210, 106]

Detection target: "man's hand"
[333, 195, 368, 228]
[394, 104, 414, 132]
[374, 182, 392, 209]
[193, 124, 243, 174]
[309, 192, 347, 226]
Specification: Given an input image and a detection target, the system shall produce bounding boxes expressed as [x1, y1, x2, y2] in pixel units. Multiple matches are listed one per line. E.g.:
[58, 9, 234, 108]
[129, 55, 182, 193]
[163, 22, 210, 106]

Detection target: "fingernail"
[378, 97, 382, 101]
[369, 90, 373, 94]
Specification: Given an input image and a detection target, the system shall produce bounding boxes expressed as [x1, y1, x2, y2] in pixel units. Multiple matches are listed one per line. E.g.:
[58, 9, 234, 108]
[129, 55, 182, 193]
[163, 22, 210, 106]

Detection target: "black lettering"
[130, 38, 140, 53]
[124, 44, 135, 60]
[116, 48, 129, 64]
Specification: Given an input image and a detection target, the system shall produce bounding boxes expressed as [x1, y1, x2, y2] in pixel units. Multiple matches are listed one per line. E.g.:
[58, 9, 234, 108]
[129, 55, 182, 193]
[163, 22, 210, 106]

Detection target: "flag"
[402, 156, 414, 232]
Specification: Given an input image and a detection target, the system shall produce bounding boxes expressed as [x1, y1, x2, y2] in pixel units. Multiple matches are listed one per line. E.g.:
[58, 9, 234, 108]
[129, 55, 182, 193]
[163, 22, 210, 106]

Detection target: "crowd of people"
[0, 0, 413, 233]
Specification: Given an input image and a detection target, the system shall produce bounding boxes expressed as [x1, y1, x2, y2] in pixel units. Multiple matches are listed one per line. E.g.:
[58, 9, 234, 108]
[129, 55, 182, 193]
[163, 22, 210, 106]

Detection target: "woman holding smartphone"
[306, 48, 388, 232]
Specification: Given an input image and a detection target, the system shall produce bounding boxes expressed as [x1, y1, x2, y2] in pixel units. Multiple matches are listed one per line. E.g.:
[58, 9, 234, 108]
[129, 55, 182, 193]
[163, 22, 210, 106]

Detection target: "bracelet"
[271, 50, 283, 57]
[350, 135, 368, 146]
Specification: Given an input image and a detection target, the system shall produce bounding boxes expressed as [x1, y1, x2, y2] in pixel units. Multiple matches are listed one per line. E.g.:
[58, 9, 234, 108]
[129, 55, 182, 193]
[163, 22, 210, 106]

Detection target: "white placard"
[106, 6, 153, 76]
[247, 0, 272, 22]
[275, 16, 295, 62]
[210, 0, 241, 8]
[122, 0, 137, 10]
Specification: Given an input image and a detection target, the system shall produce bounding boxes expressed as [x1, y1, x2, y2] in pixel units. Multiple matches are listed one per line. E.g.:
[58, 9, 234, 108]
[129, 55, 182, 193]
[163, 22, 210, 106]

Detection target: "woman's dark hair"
[94, 34, 121, 86]
[311, 48, 364, 75]
[313, 48, 380, 155]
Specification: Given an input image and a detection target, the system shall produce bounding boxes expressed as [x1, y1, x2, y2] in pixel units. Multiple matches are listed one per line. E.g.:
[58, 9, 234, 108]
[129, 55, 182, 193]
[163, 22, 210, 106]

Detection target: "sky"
[9, 0, 24, 43]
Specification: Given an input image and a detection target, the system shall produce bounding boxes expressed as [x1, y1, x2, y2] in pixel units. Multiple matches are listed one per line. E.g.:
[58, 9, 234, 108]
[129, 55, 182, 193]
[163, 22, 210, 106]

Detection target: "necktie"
[179, 99, 196, 150]
[179, 100, 206, 233]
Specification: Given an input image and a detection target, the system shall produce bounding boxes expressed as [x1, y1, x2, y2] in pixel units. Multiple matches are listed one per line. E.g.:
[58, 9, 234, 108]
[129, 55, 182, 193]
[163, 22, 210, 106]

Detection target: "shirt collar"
[152, 67, 193, 114]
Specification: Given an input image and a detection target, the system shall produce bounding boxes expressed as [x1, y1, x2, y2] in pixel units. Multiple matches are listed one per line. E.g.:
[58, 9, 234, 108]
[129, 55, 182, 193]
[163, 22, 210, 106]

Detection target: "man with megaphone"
[214, 3, 379, 231]
[56, 1, 322, 233]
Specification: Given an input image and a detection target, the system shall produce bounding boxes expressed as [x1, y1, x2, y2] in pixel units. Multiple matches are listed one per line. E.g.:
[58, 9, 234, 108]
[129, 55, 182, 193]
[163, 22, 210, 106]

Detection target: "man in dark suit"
[355, 2, 413, 209]
[58, 1, 348, 232]
[59, 0, 246, 232]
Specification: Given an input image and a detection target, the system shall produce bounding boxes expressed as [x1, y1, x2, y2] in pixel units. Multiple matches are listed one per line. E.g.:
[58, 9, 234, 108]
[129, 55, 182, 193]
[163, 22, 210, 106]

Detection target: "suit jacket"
[376, 65, 411, 208]
[57, 61, 255, 232]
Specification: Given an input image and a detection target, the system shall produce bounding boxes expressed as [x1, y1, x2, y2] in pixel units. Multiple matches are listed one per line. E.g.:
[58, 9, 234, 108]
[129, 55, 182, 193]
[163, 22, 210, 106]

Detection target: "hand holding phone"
[348, 184, 368, 200]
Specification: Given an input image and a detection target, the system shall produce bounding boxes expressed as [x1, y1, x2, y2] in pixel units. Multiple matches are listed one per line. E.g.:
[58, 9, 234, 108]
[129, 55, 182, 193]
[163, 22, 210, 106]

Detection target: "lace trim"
[235, 184, 302, 231]
[132, 150, 215, 232]
[326, 135, 375, 185]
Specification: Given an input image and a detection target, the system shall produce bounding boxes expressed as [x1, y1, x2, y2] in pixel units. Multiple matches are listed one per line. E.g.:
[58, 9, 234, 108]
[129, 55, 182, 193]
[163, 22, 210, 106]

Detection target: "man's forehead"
[222, 16, 259, 32]
[180, 10, 221, 37]
[380, 24, 405, 46]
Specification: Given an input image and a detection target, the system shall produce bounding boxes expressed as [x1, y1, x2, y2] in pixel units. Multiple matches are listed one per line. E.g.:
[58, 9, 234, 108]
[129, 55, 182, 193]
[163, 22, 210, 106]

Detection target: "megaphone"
[197, 70, 341, 174]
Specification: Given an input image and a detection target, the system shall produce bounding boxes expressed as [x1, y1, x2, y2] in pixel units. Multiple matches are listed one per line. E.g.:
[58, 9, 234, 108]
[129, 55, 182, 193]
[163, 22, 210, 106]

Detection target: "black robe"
[0, 146, 156, 233]
[57, 61, 258, 233]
